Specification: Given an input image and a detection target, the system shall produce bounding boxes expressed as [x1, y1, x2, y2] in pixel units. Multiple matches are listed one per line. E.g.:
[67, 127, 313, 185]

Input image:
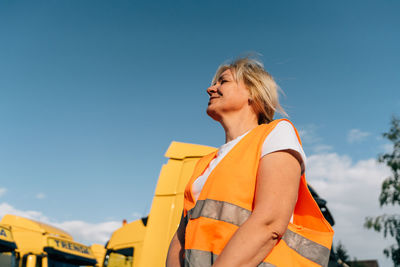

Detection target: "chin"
[206, 108, 221, 122]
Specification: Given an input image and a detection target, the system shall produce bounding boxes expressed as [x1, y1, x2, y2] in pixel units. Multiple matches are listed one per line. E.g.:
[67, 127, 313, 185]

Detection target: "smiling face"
[206, 69, 252, 122]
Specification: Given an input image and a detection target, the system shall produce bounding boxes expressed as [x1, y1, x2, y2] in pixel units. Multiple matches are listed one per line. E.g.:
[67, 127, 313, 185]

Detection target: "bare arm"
[212, 150, 301, 267]
[166, 212, 186, 267]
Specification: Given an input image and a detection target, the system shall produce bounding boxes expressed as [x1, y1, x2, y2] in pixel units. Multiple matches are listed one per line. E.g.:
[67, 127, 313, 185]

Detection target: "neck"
[219, 111, 259, 143]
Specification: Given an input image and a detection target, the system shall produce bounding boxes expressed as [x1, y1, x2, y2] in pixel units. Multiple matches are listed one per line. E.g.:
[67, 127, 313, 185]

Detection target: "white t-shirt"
[192, 121, 306, 201]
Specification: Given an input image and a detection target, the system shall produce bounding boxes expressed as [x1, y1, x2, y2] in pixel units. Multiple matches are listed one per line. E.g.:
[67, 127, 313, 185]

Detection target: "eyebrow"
[218, 74, 230, 81]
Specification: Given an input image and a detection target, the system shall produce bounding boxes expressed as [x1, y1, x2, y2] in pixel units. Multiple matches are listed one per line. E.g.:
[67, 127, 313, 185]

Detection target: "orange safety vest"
[183, 119, 334, 267]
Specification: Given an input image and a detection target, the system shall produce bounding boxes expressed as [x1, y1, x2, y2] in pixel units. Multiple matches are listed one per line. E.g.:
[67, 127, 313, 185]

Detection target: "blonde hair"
[211, 57, 287, 124]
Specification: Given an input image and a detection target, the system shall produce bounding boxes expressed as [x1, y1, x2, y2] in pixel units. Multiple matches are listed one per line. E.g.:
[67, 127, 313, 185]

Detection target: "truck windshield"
[0, 251, 16, 267]
[103, 248, 133, 267]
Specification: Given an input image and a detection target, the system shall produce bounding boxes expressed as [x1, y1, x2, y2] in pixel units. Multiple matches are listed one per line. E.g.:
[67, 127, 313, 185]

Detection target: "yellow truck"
[103, 219, 146, 267]
[103, 141, 216, 267]
[0, 224, 18, 267]
[90, 244, 106, 267]
[0, 214, 97, 267]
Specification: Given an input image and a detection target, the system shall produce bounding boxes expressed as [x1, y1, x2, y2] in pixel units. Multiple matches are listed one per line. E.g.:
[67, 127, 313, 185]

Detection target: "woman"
[166, 57, 333, 267]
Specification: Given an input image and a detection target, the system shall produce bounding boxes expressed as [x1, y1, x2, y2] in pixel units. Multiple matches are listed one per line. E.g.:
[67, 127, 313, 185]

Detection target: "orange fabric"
[183, 119, 334, 265]
[185, 217, 238, 254]
[266, 239, 322, 266]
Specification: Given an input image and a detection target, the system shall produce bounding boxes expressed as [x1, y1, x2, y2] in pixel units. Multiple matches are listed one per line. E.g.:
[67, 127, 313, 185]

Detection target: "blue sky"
[1, 1, 399, 265]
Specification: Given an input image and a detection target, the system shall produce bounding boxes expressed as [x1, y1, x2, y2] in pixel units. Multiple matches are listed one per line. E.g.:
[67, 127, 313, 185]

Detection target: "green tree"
[331, 242, 366, 267]
[335, 241, 350, 263]
[365, 116, 400, 266]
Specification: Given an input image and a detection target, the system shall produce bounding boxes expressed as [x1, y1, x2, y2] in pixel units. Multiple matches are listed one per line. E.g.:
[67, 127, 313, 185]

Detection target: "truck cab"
[103, 219, 146, 267]
[1, 214, 97, 267]
[0, 224, 18, 267]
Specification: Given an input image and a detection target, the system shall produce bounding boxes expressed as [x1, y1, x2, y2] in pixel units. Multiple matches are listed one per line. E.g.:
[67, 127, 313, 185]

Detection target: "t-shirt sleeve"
[261, 121, 306, 173]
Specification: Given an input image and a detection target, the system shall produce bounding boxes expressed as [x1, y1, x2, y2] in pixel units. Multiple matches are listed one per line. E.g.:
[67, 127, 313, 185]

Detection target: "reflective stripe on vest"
[188, 199, 251, 226]
[187, 198, 330, 267]
[185, 249, 218, 267]
[185, 249, 276, 267]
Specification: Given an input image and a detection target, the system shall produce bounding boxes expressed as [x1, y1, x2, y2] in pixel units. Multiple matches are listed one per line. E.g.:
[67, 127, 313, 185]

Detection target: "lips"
[208, 96, 219, 105]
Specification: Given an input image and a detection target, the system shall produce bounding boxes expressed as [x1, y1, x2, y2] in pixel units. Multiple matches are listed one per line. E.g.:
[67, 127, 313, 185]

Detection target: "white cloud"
[0, 203, 121, 245]
[0, 203, 49, 222]
[347, 129, 371, 143]
[298, 125, 335, 154]
[311, 144, 333, 154]
[0, 187, 6, 197]
[54, 220, 121, 245]
[35, 193, 46, 199]
[306, 152, 394, 266]
[298, 124, 322, 145]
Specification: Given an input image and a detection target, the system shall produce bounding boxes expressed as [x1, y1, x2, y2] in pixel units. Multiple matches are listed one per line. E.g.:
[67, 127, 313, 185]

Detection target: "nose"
[207, 84, 217, 96]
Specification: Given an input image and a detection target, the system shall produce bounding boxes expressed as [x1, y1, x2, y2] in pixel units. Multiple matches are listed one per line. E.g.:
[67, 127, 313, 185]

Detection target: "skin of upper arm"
[252, 150, 301, 236]
[166, 212, 186, 267]
[212, 150, 302, 267]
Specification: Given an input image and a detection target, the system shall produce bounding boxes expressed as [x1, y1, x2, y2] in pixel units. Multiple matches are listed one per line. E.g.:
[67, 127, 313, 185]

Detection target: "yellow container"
[103, 141, 216, 267]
